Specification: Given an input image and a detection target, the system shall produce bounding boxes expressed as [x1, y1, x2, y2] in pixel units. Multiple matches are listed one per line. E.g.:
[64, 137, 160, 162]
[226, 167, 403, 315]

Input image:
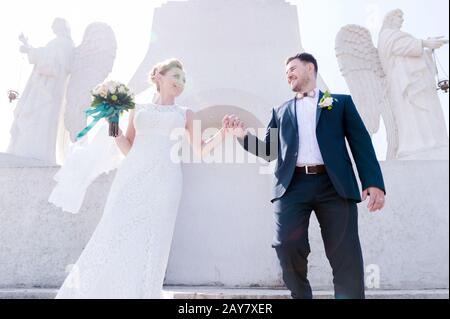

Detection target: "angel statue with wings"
[7, 18, 117, 165]
[336, 9, 449, 160]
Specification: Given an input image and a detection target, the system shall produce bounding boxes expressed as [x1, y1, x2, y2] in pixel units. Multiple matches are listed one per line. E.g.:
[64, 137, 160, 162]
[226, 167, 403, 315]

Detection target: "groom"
[225, 53, 385, 299]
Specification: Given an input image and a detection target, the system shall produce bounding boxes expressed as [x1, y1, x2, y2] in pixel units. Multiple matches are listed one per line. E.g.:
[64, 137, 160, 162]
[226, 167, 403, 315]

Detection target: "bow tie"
[297, 91, 316, 99]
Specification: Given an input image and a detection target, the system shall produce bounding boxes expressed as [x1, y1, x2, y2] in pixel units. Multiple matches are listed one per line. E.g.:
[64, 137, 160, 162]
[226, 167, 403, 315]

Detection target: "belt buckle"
[305, 165, 317, 175]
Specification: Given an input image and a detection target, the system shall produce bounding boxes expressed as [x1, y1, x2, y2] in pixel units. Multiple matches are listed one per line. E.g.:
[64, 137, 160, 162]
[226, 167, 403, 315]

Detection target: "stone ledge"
[0, 152, 54, 168]
[1, 287, 448, 299]
[1, 158, 448, 290]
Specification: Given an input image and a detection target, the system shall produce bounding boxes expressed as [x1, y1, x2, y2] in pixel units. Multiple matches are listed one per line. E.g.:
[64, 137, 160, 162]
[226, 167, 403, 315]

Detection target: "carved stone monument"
[336, 9, 449, 160]
[7, 19, 117, 165]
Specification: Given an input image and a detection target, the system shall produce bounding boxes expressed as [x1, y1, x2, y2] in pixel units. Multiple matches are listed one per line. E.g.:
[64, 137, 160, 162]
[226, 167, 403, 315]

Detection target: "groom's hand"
[230, 115, 248, 139]
[362, 187, 385, 212]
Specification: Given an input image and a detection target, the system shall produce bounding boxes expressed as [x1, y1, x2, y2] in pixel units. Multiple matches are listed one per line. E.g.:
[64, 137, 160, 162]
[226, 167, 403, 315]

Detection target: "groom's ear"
[307, 63, 316, 75]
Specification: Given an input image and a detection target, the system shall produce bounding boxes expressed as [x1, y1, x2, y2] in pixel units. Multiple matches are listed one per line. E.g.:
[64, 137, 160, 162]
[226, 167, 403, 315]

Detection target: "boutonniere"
[318, 91, 338, 110]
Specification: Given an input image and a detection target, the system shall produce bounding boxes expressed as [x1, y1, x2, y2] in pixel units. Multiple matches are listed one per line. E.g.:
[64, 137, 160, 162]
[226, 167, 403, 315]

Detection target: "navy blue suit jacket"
[238, 91, 385, 203]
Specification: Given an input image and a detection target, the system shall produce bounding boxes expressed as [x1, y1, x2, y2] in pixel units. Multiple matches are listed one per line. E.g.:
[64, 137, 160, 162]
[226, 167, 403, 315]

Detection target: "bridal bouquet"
[76, 81, 135, 140]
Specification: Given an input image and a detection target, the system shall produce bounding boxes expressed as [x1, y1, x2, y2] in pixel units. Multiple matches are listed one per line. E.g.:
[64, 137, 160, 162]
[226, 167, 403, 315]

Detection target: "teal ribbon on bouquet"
[76, 102, 120, 140]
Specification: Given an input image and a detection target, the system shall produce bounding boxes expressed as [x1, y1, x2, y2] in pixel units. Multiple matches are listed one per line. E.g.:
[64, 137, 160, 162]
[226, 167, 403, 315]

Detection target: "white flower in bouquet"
[105, 81, 118, 94]
[118, 85, 128, 94]
[99, 86, 108, 98]
[92, 84, 101, 95]
[92, 83, 109, 98]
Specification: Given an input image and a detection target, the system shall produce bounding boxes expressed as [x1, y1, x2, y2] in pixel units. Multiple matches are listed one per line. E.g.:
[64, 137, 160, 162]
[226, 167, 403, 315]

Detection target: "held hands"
[221, 114, 248, 139]
[362, 187, 385, 212]
[423, 36, 449, 49]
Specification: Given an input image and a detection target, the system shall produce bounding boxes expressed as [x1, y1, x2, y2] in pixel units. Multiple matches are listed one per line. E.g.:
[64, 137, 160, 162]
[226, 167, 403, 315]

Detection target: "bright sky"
[1, 0, 448, 160]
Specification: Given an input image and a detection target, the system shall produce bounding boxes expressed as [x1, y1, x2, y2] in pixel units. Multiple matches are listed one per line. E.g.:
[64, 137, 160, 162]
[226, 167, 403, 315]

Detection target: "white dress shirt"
[295, 88, 325, 166]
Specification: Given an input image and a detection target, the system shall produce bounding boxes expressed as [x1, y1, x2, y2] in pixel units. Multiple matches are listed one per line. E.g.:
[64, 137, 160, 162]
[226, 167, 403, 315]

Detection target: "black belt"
[295, 165, 326, 175]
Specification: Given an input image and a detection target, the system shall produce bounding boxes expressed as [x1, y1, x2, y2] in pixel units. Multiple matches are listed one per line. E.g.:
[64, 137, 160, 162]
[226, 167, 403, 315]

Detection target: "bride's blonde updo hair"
[149, 58, 184, 92]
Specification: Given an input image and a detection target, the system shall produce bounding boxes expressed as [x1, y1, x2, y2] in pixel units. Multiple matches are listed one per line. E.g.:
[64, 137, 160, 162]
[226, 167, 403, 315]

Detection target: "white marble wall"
[0, 155, 448, 290]
[128, 0, 327, 119]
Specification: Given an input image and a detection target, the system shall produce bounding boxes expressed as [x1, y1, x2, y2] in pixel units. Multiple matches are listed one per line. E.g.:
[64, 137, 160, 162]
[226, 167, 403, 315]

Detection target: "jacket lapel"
[316, 90, 324, 127]
[287, 97, 298, 132]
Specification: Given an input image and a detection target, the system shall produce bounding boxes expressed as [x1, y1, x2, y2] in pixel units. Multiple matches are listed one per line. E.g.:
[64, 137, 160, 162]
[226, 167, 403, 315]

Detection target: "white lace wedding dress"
[55, 102, 187, 299]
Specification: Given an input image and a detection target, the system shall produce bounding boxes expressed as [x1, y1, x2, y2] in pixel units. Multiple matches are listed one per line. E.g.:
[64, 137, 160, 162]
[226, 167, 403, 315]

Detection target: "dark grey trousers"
[272, 171, 365, 299]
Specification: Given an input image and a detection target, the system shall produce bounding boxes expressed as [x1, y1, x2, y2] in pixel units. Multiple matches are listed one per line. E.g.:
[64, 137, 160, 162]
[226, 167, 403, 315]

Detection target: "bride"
[49, 58, 231, 298]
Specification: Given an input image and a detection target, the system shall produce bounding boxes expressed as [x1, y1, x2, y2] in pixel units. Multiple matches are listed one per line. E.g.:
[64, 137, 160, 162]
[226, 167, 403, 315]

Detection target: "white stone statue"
[335, 9, 449, 160]
[7, 18, 117, 165]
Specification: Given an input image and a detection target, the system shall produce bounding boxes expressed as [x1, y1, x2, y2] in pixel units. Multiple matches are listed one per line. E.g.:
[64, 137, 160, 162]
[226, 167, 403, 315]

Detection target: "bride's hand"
[233, 120, 247, 139]
[221, 114, 233, 135]
[107, 119, 123, 138]
[113, 127, 124, 138]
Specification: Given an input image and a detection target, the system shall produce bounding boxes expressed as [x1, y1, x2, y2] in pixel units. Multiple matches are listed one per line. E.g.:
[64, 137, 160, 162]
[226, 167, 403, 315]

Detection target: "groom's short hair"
[286, 53, 318, 75]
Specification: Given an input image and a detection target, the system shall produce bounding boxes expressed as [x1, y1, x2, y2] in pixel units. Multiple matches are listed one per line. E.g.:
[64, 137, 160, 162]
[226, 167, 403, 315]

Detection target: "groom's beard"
[292, 77, 312, 93]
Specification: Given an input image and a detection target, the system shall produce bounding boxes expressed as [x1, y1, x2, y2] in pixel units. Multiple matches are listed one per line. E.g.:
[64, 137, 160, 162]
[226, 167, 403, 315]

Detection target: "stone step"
[163, 287, 449, 299]
[0, 287, 448, 299]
